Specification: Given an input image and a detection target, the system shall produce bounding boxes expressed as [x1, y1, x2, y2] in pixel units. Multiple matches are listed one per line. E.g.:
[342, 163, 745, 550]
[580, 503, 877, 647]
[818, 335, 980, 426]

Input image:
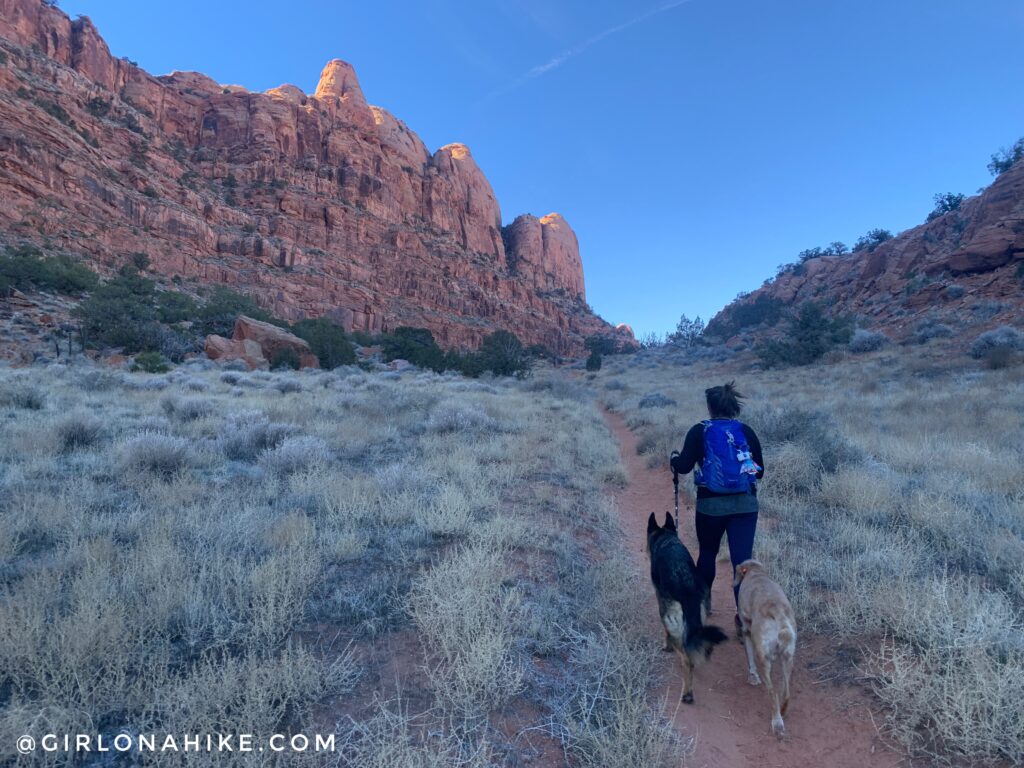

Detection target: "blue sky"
[59, 0, 1024, 337]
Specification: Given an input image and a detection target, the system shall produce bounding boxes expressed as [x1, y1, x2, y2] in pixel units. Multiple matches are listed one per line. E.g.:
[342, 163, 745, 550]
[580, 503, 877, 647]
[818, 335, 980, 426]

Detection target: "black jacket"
[670, 420, 765, 499]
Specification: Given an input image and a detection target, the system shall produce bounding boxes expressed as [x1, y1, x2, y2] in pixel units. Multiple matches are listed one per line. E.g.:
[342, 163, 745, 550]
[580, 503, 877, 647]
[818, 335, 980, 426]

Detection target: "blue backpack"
[694, 419, 759, 494]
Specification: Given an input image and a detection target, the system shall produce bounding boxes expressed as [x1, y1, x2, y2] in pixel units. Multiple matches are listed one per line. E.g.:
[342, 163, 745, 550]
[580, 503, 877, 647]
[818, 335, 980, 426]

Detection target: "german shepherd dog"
[646, 512, 727, 703]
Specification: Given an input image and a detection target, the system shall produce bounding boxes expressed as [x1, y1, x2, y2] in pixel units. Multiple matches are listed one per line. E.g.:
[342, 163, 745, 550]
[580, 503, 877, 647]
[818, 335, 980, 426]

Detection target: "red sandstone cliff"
[707, 159, 1024, 342]
[0, 0, 630, 353]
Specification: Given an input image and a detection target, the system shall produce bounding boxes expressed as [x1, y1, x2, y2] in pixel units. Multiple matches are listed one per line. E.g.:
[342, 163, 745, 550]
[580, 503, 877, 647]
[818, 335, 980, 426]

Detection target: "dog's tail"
[685, 624, 728, 659]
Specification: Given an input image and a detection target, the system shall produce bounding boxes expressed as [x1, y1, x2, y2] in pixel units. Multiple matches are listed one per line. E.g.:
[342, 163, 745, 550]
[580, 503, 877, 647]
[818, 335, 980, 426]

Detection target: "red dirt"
[604, 409, 905, 768]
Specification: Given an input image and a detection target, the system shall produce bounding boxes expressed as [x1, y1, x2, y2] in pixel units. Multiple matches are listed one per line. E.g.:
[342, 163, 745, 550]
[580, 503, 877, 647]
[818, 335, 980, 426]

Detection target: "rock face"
[505, 213, 586, 299]
[0, 0, 631, 354]
[708, 159, 1024, 342]
[205, 315, 318, 369]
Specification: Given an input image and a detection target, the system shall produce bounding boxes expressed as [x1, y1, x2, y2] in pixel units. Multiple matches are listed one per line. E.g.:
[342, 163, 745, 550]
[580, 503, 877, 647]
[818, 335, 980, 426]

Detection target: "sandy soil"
[604, 409, 905, 768]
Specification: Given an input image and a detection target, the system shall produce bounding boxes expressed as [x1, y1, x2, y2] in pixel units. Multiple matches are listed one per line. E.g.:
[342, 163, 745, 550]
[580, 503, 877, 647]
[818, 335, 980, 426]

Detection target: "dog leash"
[673, 470, 679, 517]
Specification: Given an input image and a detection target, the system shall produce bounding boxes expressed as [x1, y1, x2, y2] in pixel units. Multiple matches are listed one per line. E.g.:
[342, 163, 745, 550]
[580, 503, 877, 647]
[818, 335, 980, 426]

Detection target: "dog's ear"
[647, 512, 659, 533]
[664, 512, 676, 531]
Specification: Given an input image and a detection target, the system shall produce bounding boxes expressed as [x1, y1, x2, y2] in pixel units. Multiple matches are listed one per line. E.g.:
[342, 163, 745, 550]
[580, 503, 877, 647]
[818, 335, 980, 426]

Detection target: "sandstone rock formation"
[708, 159, 1024, 343]
[205, 316, 318, 369]
[504, 213, 586, 299]
[0, 0, 632, 354]
[204, 335, 268, 370]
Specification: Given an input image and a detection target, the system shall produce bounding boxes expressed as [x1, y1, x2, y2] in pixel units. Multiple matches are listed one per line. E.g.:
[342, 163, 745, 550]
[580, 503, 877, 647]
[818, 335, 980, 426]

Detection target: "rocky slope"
[0, 0, 630, 354]
[708, 159, 1024, 344]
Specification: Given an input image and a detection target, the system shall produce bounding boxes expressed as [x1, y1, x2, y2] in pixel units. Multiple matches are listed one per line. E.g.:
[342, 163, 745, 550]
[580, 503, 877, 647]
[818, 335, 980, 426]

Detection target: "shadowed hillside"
[708, 157, 1024, 348]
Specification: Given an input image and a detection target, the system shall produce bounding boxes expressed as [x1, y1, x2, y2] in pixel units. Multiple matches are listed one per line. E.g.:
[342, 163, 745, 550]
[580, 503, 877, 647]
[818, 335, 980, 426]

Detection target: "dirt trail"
[604, 410, 903, 768]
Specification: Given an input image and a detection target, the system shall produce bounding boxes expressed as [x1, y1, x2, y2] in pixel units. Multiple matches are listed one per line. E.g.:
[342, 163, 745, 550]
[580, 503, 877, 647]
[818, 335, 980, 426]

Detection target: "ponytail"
[705, 381, 743, 418]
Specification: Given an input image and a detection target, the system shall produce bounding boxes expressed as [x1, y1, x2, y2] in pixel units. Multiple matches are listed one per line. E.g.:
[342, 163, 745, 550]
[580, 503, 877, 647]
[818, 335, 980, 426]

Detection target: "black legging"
[695, 510, 758, 608]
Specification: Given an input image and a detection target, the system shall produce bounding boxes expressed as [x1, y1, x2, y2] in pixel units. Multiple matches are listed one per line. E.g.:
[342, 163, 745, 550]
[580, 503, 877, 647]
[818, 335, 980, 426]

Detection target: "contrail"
[481, 0, 693, 103]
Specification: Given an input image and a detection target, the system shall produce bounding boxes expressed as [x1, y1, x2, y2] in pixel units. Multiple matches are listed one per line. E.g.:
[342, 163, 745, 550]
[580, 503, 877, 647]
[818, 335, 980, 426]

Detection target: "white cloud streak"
[482, 0, 694, 103]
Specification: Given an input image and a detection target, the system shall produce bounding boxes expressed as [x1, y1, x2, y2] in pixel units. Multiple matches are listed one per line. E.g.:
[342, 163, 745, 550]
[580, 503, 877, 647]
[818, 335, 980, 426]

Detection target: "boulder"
[947, 228, 1017, 274]
[231, 316, 319, 369]
[204, 334, 268, 370]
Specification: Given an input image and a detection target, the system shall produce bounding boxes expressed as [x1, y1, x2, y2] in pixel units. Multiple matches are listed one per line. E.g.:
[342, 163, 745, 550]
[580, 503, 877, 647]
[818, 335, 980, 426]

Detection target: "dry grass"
[338, 699, 497, 767]
[0, 361, 675, 766]
[408, 544, 526, 718]
[596, 347, 1024, 765]
[558, 626, 693, 768]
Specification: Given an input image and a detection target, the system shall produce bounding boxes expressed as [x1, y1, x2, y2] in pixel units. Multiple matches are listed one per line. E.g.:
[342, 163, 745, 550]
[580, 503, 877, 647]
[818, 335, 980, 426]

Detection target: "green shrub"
[797, 242, 848, 262]
[291, 318, 355, 368]
[128, 142, 148, 169]
[585, 334, 622, 356]
[349, 329, 378, 346]
[757, 302, 853, 367]
[981, 345, 1018, 370]
[914, 317, 954, 344]
[270, 347, 301, 370]
[155, 290, 198, 324]
[74, 268, 161, 353]
[970, 326, 1023, 360]
[132, 351, 170, 373]
[381, 327, 445, 371]
[196, 286, 276, 336]
[586, 352, 602, 371]
[988, 137, 1024, 176]
[435, 349, 475, 377]
[178, 170, 199, 189]
[74, 268, 187, 359]
[667, 314, 704, 346]
[86, 97, 110, 117]
[0, 245, 98, 295]
[121, 113, 143, 134]
[853, 228, 893, 252]
[35, 98, 75, 127]
[927, 192, 965, 221]
[848, 328, 888, 354]
[525, 343, 551, 360]
[705, 294, 785, 339]
[477, 330, 530, 377]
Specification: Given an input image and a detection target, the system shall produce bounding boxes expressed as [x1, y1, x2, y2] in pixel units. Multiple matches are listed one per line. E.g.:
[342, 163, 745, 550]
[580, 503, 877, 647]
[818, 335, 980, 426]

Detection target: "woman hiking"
[670, 382, 764, 626]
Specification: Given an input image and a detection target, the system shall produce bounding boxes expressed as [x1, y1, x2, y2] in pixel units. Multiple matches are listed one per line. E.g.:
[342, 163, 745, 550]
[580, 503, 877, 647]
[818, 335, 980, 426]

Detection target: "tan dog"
[734, 559, 797, 737]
